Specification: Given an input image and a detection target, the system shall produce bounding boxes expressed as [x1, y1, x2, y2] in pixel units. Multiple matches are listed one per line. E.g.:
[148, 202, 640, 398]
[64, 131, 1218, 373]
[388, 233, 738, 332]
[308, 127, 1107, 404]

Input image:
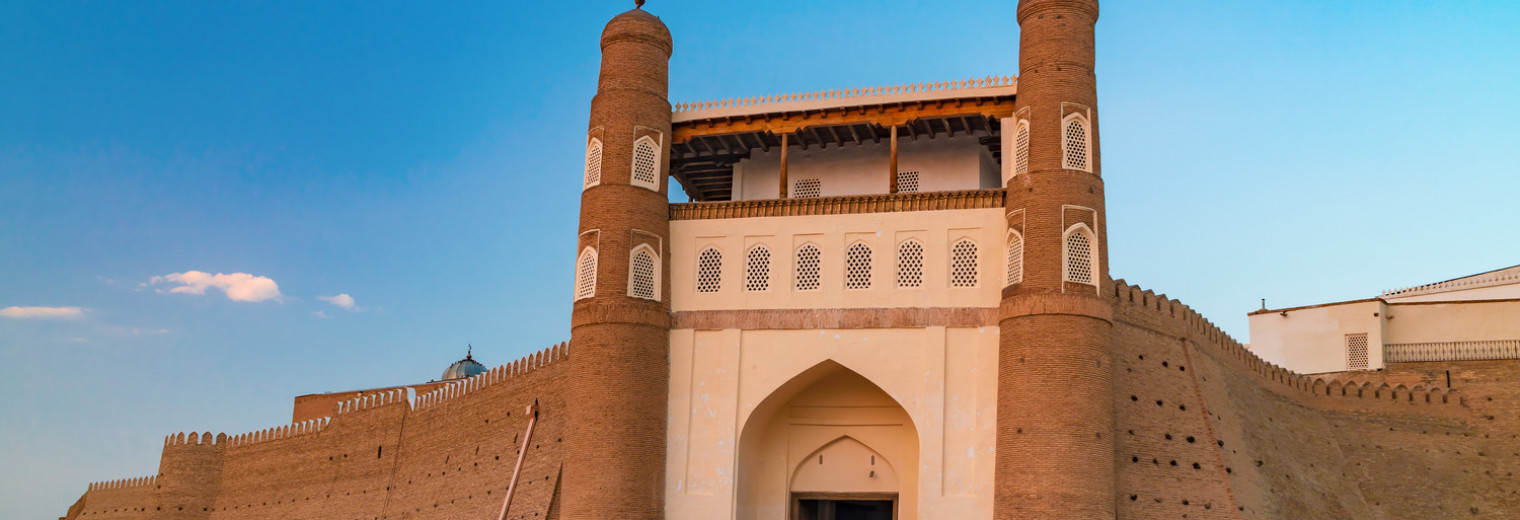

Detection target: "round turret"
[600, 8, 672, 56]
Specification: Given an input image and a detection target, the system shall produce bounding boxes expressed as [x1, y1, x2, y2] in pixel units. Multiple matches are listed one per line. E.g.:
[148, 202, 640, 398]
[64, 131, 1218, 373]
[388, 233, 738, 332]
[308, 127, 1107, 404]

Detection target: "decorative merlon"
[672, 75, 1017, 123]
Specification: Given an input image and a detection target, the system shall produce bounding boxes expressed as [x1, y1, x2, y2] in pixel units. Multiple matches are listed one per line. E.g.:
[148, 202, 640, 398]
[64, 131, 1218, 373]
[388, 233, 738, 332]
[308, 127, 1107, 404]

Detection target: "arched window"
[745, 245, 771, 292]
[696, 247, 722, 293]
[1006, 231, 1024, 286]
[1062, 113, 1091, 172]
[574, 247, 597, 300]
[795, 243, 821, 291]
[950, 239, 978, 288]
[631, 136, 660, 191]
[1063, 224, 1097, 286]
[1014, 120, 1030, 176]
[583, 138, 603, 189]
[628, 245, 659, 301]
[845, 242, 872, 290]
[896, 240, 923, 288]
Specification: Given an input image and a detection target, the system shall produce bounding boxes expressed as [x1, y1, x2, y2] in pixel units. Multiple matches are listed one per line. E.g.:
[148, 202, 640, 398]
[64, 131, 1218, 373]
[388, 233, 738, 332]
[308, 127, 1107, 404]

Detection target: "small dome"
[600, 6, 672, 54]
[442, 348, 486, 380]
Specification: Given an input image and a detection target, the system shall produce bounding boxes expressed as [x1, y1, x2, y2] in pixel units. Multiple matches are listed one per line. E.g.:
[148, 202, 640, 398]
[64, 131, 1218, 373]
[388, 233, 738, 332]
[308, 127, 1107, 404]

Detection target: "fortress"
[61, 2, 1520, 519]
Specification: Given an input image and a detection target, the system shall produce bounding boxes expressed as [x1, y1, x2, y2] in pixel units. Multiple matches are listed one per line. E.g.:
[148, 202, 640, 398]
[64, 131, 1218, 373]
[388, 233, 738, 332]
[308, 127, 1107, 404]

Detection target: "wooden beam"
[672, 96, 1017, 142]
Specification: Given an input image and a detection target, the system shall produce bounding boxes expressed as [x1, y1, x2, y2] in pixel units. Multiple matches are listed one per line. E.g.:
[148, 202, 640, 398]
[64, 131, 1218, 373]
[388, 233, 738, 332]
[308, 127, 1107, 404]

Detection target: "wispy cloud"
[317, 293, 359, 311]
[0, 306, 85, 319]
[313, 310, 331, 319]
[149, 271, 282, 302]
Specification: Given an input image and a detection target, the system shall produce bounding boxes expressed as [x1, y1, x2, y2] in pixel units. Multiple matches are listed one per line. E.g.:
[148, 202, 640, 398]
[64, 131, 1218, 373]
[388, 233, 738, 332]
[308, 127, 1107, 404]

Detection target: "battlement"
[413, 341, 567, 410]
[1111, 279, 1465, 409]
[163, 430, 225, 447]
[227, 418, 328, 448]
[86, 475, 156, 492]
[671, 75, 1016, 123]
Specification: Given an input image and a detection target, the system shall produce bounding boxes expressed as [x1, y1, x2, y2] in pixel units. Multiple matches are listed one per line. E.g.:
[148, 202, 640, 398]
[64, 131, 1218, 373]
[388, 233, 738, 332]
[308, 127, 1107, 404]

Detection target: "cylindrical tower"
[562, 6, 674, 520]
[996, 0, 1115, 518]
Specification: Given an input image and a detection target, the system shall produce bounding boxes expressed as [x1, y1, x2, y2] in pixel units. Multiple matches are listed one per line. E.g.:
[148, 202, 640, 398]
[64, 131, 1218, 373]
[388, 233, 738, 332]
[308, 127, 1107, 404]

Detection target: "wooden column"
[888, 125, 899, 193]
[778, 132, 790, 199]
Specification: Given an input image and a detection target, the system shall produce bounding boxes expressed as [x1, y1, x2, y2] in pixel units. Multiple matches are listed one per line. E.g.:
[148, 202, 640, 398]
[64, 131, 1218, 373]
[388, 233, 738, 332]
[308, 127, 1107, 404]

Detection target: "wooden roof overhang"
[670, 95, 1017, 202]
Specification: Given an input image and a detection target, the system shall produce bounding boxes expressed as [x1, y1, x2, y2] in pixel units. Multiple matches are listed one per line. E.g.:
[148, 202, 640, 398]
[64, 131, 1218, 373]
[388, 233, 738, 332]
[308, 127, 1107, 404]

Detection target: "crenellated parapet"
[85, 475, 157, 492]
[226, 418, 328, 448]
[671, 75, 1016, 122]
[413, 341, 567, 411]
[163, 430, 226, 447]
[1111, 279, 1466, 409]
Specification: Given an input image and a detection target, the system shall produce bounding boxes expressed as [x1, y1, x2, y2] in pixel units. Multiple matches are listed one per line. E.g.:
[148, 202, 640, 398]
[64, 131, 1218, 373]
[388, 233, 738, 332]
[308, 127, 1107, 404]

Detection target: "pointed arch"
[1006, 230, 1024, 286]
[895, 239, 924, 288]
[1014, 119, 1030, 175]
[845, 241, 872, 290]
[628, 244, 660, 301]
[574, 247, 597, 300]
[745, 244, 772, 292]
[696, 246, 723, 293]
[950, 237, 979, 287]
[630, 135, 661, 191]
[1062, 223, 1098, 287]
[1062, 112, 1092, 172]
[794, 242, 821, 291]
[583, 137, 603, 189]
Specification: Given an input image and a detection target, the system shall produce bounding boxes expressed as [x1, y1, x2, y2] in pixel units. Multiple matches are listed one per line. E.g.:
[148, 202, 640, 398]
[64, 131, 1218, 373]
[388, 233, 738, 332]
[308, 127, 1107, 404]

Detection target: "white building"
[1248, 265, 1520, 374]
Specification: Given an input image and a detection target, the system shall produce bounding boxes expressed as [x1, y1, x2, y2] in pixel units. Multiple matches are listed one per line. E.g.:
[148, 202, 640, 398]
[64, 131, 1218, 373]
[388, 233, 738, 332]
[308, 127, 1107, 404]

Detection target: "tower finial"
[467, 344, 472, 359]
[635, 0, 645, 8]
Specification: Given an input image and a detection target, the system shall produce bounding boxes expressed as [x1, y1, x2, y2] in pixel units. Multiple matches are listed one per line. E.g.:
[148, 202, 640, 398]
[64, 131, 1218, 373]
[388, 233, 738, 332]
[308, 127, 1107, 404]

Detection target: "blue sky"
[2, 1, 1517, 517]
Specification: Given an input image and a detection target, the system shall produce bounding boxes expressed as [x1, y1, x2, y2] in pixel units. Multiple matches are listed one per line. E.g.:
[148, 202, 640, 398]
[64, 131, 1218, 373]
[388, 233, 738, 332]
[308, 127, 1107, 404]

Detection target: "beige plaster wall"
[1384, 300, 1520, 344]
[669, 209, 1005, 311]
[1247, 300, 1385, 374]
[664, 326, 998, 520]
[733, 134, 998, 200]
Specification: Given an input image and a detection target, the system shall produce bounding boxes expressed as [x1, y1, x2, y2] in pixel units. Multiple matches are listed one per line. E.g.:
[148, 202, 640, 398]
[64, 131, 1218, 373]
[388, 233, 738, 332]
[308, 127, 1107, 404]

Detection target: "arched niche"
[736, 360, 920, 520]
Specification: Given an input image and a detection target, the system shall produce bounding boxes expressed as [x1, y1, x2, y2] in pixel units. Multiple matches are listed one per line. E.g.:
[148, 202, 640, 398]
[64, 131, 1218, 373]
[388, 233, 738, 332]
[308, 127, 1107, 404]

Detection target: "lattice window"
[950, 239, 978, 288]
[631, 136, 660, 191]
[745, 245, 771, 292]
[896, 240, 924, 288]
[1014, 121, 1030, 175]
[1346, 333, 1370, 370]
[1006, 232, 1024, 286]
[1063, 115, 1090, 172]
[795, 243, 821, 291]
[628, 246, 658, 300]
[845, 242, 872, 290]
[896, 171, 920, 193]
[574, 248, 597, 300]
[696, 247, 722, 293]
[792, 178, 821, 198]
[1064, 227, 1096, 286]
[583, 138, 602, 189]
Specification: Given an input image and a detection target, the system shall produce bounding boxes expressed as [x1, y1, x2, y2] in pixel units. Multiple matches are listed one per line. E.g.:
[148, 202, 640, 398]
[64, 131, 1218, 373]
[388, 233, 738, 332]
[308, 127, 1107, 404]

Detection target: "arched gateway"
[736, 361, 920, 520]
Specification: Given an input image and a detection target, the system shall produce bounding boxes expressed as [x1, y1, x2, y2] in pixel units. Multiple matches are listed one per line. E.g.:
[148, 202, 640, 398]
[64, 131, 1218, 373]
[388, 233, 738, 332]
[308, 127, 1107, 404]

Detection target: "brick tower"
[996, 0, 1114, 518]
[561, 5, 674, 520]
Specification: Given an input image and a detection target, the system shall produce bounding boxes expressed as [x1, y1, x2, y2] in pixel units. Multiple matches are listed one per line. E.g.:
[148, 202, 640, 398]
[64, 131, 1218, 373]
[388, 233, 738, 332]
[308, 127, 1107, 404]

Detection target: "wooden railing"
[669, 188, 1006, 220]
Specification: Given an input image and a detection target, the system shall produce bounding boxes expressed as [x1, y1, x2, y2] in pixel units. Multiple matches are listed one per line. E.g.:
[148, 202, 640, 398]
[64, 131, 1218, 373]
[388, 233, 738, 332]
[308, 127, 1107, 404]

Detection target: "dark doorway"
[796, 498, 894, 520]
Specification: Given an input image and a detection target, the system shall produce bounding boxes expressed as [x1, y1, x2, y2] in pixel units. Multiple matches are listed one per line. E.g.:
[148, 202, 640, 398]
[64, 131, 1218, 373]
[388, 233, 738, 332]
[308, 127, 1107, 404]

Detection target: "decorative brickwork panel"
[896, 170, 920, 193]
[1346, 333, 1370, 370]
[845, 242, 871, 290]
[795, 243, 821, 291]
[896, 240, 924, 288]
[792, 178, 821, 198]
[950, 239, 978, 288]
[745, 245, 771, 292]
[575, 248, 597, 300]
[696, 247, 722, 293]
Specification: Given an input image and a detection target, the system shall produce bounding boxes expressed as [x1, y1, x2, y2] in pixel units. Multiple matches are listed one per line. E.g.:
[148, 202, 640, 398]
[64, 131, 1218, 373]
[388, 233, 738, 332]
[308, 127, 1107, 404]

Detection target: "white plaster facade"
[732, 135, 1001, 201]
[1249, 265, 1520, 374]
[665, 209, 1004, 519]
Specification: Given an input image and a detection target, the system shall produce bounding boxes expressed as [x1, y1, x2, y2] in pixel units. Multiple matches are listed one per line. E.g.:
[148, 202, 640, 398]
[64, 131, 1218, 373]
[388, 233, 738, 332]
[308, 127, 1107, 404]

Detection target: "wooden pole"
[888, 125, 899, 194]
[497, 401, 539, 520]
[778, 132, 790, 199]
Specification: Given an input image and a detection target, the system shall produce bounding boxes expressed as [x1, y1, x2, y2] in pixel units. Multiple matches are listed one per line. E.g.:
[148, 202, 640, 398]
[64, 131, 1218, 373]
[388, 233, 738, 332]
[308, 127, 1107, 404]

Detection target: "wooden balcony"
[669, 188, 1006, 221]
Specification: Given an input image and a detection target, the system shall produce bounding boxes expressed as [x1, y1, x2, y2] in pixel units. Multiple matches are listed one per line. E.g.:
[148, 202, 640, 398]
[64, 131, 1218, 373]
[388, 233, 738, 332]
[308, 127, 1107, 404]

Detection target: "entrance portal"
[795, 496, 895, 520]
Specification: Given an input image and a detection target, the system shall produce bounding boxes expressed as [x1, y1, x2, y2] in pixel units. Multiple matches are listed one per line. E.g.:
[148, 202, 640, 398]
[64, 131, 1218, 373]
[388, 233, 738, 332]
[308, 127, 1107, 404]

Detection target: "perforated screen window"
[575, 248, 597, 300]
[846, 242, 872, 290]
[896, 171, 920, 193]
[1064, 230, 1095, 285]
[584, 139, 602, 189]
[1014, 123, 1030, 175]
[631, 137, 660, 190]
[1063, 118, 1089, 171]
[745, 245, 770, 292]
[1346, 333, 1370, 370]
[792, 178, 821, 198]
[696, 247, 722, 293]
[950, 239, 978, 288]
[896, 240, 923, 288]
[795, 244, 821, 291]
[1006, 234, 1024, 286]
[629, 248, 657, 300]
